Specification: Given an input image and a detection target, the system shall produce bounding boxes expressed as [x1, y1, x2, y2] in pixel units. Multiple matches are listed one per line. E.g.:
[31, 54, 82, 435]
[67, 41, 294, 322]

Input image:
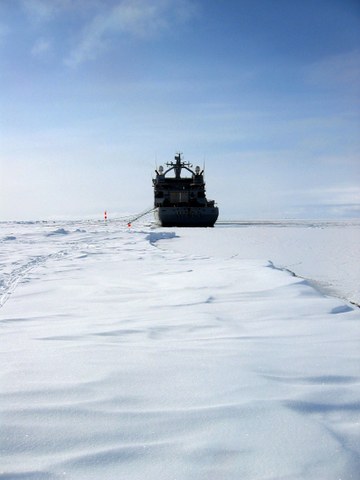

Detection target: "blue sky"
[1, 0, 359, 220]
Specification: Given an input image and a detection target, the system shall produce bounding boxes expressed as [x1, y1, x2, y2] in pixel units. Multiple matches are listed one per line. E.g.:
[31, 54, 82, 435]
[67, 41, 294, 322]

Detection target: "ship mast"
[174, 153, 182, 178]
[165, 152, 193, 178]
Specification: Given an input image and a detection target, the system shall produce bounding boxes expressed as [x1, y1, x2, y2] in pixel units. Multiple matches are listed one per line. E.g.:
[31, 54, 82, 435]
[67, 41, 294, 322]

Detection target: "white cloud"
[285, 185, 360, 218]
[64, 0, 198, 67]
[0, 24, 11, 46]
[284, 185, 360, 205]
[305, 50, 360, 91]
[316, 186, 360, 207]
[31, 37, 51, 57]
[20, 0, 72, 21]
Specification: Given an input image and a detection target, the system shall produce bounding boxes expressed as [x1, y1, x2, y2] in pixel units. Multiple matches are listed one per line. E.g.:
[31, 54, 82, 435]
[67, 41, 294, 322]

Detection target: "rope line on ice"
[103, 207, 155, 226]
[126, 206, 156, 225]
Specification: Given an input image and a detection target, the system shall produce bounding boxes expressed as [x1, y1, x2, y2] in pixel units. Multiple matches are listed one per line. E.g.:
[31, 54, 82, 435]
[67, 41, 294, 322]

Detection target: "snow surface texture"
[1, 220, 359, 480]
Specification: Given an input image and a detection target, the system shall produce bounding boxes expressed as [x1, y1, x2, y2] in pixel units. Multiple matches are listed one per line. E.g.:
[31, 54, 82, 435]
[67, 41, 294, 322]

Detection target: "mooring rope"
[102, 207, 155, 225]
[126, 206, 156, 224]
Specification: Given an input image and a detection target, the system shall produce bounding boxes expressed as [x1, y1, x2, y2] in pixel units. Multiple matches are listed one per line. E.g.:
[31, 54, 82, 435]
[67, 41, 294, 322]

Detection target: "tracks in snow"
[0, 241, 88, 309]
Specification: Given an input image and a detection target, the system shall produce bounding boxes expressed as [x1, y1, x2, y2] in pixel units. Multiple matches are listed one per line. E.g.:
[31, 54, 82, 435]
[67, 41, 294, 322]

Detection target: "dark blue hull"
[155, 206, 219, 227]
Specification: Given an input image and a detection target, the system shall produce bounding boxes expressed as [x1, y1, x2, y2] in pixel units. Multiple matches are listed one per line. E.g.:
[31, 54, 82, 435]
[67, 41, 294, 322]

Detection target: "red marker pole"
[104, 210, 108, 221]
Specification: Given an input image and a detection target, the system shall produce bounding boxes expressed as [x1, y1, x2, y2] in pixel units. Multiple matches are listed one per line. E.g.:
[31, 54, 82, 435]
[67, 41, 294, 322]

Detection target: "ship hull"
[154, 206, 219, 227]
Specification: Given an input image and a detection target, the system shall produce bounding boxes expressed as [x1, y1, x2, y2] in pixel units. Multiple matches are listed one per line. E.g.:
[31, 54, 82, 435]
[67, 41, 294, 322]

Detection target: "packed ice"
[1, 219, 359, 479]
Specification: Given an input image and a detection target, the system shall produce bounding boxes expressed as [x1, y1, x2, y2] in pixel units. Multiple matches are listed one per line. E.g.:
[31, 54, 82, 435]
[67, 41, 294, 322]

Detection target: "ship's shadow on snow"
[145, 232, 178, 245]
[46, 228, 70, 236]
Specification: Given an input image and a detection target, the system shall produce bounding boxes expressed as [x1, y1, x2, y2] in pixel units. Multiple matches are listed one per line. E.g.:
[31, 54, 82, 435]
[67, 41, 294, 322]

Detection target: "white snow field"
[1, 219, 359, 480]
